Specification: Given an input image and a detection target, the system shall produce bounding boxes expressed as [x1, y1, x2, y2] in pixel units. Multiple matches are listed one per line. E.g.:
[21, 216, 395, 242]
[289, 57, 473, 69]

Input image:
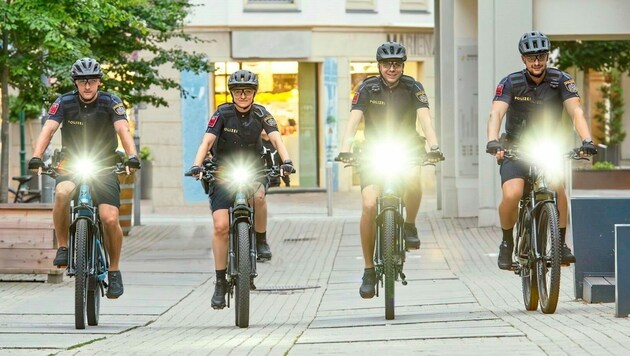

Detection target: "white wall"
[187, 0, 434, 28]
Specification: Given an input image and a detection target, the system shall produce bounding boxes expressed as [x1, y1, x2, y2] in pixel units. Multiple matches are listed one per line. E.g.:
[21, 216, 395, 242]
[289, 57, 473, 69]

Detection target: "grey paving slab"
[0, 333, 103, 349]
[296, 319, 524, 344]
[289, 337, 544, 356]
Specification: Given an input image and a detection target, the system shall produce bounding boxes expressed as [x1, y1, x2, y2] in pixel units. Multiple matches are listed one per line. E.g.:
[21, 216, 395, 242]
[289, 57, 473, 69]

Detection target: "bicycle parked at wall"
[186, 153, 279, 328]
[336, 142, 443, 320]
[8, 175, 41, 203]
[42, 158, 126, 329]
[505, 143, 587, 314]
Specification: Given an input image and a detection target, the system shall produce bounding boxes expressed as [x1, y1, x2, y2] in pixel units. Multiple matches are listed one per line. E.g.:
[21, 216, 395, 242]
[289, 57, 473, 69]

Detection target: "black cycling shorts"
[56, 172, 121, 207]
[208, 177, 270, 212]
[499, 158, 529, 186]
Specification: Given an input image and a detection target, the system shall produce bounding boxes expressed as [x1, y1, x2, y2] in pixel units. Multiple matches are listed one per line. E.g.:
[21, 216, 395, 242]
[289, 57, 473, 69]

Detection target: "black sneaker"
[211, 279, 228, 309]
[404, 223, 421, 249]
[106, 271, 124, 299]
[497, 241, 514, 270]
[256, 240, 272, 261]
[359, 269, 377, 299]
[561, 243, 576, 265]
[53, 247, 68, 267]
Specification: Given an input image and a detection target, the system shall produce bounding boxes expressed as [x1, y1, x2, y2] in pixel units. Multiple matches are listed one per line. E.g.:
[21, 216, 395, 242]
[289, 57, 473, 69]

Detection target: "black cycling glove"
[427, 146, 445, 162]
[280, 160, 296, 174]
[579, 140, 598, 155]
[486, 140, 503, 154]
[188, 165, 203, 176]
[28, 157, 45, 170]
[336, 152, 353, 162]
[125, 155, 141, 169]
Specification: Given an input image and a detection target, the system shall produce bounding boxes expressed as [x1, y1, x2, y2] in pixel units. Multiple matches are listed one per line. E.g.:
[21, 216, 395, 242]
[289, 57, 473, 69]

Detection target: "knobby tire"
[536, 202, 561, 314]
[87, 235, 104, 326]
[234, 222, 251, 328]
[382, 210, 396, 320]
[74, 219, 89, 329]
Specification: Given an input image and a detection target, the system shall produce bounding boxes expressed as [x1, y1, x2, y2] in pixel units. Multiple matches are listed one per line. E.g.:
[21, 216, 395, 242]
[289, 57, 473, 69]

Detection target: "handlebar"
[334, 154, 442, 167]
[41, 163, 127, 179]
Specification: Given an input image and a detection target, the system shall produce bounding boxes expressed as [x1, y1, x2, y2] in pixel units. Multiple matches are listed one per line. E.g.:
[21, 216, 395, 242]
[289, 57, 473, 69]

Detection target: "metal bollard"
[326, 161, 333, 216]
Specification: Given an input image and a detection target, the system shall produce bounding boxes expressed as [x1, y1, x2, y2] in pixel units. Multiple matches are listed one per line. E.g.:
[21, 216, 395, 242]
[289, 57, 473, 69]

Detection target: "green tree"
[0, 0, 212, 203]
[551, 40, 630, 147]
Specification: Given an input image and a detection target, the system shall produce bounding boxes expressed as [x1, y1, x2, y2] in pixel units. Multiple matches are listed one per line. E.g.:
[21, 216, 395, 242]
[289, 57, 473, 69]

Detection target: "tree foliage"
[0, 0, 213, 202]
[593, 69, 626, 146]
[1, 0, 212, 112]
[551, 40, 630, 73]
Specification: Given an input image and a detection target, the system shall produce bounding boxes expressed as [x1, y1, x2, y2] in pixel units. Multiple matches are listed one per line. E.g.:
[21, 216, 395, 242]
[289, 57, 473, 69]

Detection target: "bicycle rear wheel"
[74, 219, 89, 329]
[382, 210, 396, 320]
[536, 202, 561, 314]
[234, 222, 251, 328]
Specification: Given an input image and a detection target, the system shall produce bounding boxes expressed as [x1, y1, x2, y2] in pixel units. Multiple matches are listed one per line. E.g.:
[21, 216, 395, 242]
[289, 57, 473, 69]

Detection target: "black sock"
[216, 269, 227, 281]
[404, 222, 415, 228]
[560, 228, 567, 244]
[364, 267, 375, 273]
[502, 228, 514, 245]
[256, 231, 267, 243]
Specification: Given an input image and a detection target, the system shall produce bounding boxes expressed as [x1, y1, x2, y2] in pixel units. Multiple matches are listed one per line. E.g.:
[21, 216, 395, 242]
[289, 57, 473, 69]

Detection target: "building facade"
[140, 0, 437, 209]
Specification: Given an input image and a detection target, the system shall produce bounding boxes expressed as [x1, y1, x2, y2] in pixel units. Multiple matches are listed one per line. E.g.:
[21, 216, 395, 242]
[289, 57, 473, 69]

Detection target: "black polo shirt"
[206, 103, 278, 164]
[351, 75, 429, 145]
[493, 68, 579, 139]
[47, 91, 127, 165]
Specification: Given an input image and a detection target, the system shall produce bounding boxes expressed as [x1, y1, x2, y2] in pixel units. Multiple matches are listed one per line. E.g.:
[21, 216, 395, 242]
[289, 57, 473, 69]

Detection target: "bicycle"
[42, 159, 126, 329]
[186, 155, 280, 328]
[505, 146, 586, 314]
[336, 143, 443, 320]
[8, 175, 41, 203]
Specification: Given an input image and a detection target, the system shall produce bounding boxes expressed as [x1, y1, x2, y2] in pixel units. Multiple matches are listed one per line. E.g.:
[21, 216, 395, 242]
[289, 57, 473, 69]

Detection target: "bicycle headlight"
[521, 138, 565, 181]
[72, 159, 96, 179]
[230, 165, 252, 185]
[365, 140, 411, 177]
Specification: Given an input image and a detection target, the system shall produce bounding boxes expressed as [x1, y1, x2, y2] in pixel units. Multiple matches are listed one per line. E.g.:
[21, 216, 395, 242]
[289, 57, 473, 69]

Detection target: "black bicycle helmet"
[227, 70, 258, 91]
[518, 31, 551, 55]
[376, 41, 407, 62]
[71, 57, 103, 79]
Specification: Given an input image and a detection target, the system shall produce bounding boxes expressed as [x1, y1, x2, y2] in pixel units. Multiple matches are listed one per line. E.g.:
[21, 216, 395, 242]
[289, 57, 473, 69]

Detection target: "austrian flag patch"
[352, 92, 360, 105]
[48, 103, 59, 115]
[495, 84, 504, 97]
[208, 114, 218, 128]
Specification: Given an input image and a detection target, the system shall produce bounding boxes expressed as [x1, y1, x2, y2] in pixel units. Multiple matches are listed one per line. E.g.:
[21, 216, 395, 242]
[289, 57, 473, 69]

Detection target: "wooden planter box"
[572, 169, 630, 190]
[0, 203, 63, 283]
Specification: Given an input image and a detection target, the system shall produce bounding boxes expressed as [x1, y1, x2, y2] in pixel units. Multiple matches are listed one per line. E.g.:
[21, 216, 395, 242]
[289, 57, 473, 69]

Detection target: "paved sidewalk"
[1, 191, 629, 355]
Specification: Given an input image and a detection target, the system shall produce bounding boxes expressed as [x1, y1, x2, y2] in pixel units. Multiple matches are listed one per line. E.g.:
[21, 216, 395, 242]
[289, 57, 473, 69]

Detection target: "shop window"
[244, 0, 299, 12]
[346, 0, 376, 12]
[400, 0, 428, 12]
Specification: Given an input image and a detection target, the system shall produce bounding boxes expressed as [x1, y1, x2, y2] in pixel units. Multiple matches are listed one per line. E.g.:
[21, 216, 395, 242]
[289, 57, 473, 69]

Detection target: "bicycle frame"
[515, 165, 557, 269]
[374, 175, 407, 291]
[67, 181, 107, 285]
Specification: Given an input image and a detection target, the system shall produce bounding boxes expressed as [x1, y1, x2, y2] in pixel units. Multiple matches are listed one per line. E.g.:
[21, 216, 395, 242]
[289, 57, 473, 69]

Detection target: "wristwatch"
[430, 145, 440, 151]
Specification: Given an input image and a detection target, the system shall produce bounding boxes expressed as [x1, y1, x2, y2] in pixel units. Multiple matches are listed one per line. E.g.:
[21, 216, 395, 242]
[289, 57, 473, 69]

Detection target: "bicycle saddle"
[12, 175, 33, 184]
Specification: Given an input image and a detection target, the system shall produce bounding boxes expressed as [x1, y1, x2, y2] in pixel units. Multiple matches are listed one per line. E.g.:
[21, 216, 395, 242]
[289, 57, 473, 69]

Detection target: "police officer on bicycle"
[486, 31, 597, 270]
[337, 41, 443, 299]
[189, 69, 294, 309]
[28, 57, 140, 298]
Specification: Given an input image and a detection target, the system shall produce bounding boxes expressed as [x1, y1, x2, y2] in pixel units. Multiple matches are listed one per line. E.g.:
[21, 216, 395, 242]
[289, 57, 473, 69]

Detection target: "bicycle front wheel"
[74, 219, 89, 329]
[234, 221, 251, 328]
[87, 237, 106, 326]
[536, 202, 561, 314]
[382, 210, 396, 320]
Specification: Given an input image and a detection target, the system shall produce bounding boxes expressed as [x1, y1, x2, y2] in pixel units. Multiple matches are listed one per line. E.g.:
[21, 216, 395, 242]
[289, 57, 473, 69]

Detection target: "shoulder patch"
[48, 103, 60, 115]
[564, 79, 578, 93]
[352, 92, 360, 105]
[263, 115, 277, 128]
[112, 102, 126, 116]
[495, 84, 504, 97]
[208, 114, 219, 128]
[415, 90, 429, 103]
